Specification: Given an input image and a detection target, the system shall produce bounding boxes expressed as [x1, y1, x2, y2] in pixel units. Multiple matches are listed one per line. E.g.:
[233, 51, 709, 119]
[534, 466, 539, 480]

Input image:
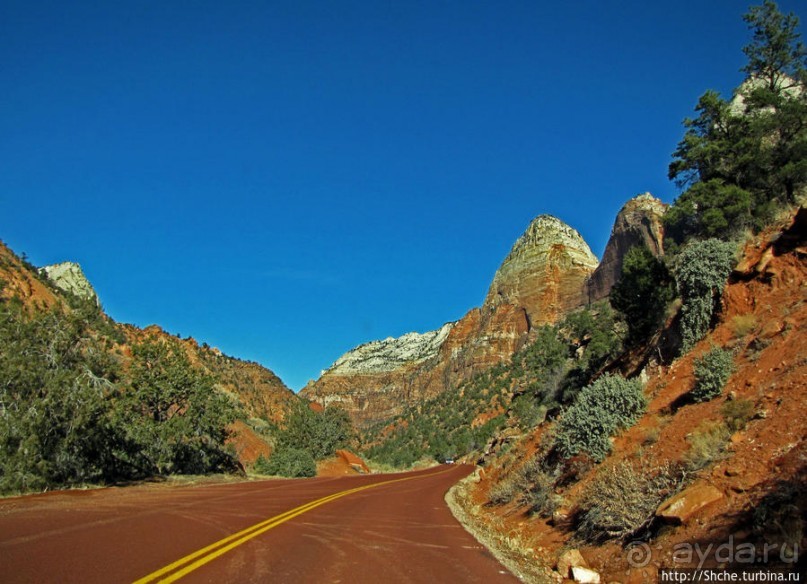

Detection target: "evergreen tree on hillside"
[742, 0, 806, 91]
[274, 399, 353, 461]
[119, 337, 241, 475]
[666, 1, 807, 244]
[610, 246, 675, 345]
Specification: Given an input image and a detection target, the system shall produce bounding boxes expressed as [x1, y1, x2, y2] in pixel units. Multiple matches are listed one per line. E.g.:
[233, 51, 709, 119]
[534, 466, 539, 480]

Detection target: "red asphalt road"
[0, 465, 519, 583]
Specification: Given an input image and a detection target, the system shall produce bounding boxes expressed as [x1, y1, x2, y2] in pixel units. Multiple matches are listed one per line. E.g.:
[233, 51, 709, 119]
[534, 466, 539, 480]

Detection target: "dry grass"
[576, 460, 683, 543]
[730, 314, 757, 338]
[683, 420, 731, 471]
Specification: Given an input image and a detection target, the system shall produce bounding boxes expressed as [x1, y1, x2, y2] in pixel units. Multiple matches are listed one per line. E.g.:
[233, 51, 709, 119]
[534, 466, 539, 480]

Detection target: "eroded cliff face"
[586, 193, 667, 302]
[302, 215, 598, 427]
[483, 215, 598, 325]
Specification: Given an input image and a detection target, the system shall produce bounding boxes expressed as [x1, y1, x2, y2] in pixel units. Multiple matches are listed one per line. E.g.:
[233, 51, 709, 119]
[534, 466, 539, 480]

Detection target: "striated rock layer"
[302, 215, 598, 427]
[585, 193, 667, 302]
[483, 215, 598, 325]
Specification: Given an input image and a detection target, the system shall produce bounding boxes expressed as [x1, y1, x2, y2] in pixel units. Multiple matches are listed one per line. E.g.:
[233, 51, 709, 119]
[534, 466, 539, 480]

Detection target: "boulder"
[571, 566, 601, 584]
[656, 483, 723, 523]
[557, 549, 588, 578]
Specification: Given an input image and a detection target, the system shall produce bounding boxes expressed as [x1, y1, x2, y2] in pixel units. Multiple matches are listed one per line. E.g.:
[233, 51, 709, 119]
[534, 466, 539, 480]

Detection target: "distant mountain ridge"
[302, 201, 662, 427]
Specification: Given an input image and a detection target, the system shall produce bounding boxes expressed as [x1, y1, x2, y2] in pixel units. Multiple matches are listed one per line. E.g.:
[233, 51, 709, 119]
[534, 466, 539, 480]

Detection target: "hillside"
[449, 207, 806, 582]
[0, 239, 296, 491]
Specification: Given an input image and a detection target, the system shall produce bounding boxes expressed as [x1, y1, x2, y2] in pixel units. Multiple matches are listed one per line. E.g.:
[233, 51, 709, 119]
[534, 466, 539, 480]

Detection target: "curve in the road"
[134, 467, 454, 583]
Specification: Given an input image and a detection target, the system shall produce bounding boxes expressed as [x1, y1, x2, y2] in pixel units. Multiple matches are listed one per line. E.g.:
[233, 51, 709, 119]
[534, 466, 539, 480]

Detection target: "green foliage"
[254, 448, 316, 478]
[562, 302, 624, 372]
[510, 393, 546, 429]
[610, 246, 675, 345]
[667, 2, 807, 245]
[664, 180, 754, 243]
[555, 375, 646, 462]
[577, 460, 682, 543]
[118, 337, 241, 475]
[519, 325, 567, 379]
[674, 239, 737, 350]
[742, 1, 806, 92]
[0, 281, 245, 493]
[691, 347, 735, 402]
[275, 400, 353, 461]
[0, 299, 124, 492]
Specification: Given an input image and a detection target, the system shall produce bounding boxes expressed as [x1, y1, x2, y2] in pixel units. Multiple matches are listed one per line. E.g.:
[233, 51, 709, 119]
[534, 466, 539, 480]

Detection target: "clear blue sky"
[3, 1, 805, 390]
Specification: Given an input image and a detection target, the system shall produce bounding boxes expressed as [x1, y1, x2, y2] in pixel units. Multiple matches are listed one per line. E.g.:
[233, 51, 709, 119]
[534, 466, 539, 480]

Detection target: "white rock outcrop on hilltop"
[324, 322, 455, 375]
[40, 262, 99, 305]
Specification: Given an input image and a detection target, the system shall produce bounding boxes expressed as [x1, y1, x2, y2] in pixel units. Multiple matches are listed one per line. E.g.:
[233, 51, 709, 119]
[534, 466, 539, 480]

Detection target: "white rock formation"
[324, 322, 455, 375]
[40, 262, 99, 304]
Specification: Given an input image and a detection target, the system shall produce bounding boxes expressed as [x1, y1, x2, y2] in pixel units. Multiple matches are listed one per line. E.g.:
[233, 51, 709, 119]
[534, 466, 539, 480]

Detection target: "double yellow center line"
[133, 467, 451, 583]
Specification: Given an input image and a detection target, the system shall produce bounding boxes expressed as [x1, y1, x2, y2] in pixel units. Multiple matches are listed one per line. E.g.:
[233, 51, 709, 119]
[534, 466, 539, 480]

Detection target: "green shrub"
[674, 239, 737, 350]
[562, 302, 625, 373]
[528, 468, 562, 518]
[691, 347, 735, 402]
[611, 246, 675, 345]
[256, 448, 316, 478]
[663, 180, 754, 244]
[511, 393, 547, 430]
[276, 400, 354, 461]
[730, 314, 757, 338]
[555, 374, 646, 461]
[577, 460, 682, 542]
[488, 456, 548, 507]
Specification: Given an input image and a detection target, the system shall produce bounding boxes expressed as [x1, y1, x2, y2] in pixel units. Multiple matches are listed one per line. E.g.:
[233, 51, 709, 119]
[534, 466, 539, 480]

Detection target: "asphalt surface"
[0, 465, 519, 583]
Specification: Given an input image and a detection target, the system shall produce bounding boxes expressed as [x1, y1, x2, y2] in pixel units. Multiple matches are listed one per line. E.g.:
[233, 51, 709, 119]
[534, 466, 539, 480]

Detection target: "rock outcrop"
[40, 261, 100, 305]
[484, 215, 599, 325]
[324, 324, 454, 376]
[586, 193, 667, 302]
[302, 215, 598, 426]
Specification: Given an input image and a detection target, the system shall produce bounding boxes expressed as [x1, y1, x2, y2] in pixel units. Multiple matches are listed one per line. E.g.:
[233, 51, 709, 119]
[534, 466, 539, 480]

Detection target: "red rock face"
[302, 215, 598, 427]
[301, 303, 531, 427]
[586, 193, 667, 302]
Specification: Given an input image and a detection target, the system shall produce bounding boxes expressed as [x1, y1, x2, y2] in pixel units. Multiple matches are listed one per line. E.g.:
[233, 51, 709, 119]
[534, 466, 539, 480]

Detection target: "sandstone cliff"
[586, 193, 667, 302]
[483, 215, 598, 325]
[302, 215, 597, 427]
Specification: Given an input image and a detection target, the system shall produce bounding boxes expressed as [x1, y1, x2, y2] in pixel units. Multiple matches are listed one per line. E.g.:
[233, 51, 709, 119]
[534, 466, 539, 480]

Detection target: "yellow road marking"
[133, 466, 453, 583]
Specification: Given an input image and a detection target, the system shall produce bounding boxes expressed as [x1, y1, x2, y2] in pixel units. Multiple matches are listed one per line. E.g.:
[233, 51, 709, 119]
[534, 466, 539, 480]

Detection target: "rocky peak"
[586, 193, 667, 302]
[324, 323, 455, 376]
[40, 261, 99, 305]
[483, 215, 598, 324]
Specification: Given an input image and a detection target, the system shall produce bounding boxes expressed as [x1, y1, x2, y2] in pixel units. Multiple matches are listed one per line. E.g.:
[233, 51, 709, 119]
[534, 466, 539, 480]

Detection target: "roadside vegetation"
[0, 274, 243, 493]
[453, 3, 807, 577]
[0, 262, 361, 489]
[255, 399, 354, 478]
